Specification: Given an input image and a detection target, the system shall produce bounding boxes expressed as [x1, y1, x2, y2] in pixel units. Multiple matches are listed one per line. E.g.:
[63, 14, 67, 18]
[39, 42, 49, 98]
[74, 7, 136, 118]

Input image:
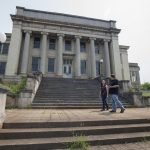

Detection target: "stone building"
[129, 63, 141, 85]
[0, 6, 140, 85]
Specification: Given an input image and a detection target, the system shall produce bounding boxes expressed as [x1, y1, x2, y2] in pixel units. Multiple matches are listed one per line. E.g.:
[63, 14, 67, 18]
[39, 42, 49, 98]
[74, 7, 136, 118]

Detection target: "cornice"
[16, 6, 115, 24]
[11, 15, 121, 34]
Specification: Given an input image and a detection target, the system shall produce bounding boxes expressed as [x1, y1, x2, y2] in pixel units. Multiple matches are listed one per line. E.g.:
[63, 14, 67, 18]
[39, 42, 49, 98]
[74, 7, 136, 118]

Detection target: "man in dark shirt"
[109, 74, 125, 113]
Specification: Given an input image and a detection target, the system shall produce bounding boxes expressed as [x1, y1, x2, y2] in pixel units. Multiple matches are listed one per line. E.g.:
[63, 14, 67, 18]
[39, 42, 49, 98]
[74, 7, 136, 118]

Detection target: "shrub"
[0, 77, 27, 95]
[141, 82, 150, 91]
[69, 136, 89, 150]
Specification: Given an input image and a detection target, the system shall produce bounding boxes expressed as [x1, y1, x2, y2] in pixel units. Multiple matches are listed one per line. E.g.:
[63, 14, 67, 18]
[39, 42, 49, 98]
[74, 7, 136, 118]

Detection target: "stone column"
[136, 71, 141, 85]
[110, 36, 122, 80]
[57, 34, 64, 76]
[90, 37, 96, 78]
[40, 32, 48, 74]
[104, 39, 111, 78]
[75, 36, 81, 78]
[21, 30, 31, 74]
[5, 26, 22, 76]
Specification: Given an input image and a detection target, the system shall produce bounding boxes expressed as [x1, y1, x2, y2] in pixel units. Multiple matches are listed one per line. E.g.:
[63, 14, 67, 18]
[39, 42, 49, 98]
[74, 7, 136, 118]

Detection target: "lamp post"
[0, 32, 6, 43]
[100, 59, 103, 78]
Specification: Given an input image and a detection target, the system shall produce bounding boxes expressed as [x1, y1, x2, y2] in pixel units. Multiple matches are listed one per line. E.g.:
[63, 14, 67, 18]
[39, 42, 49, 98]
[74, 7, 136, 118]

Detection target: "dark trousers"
[101, 95, 109, 110]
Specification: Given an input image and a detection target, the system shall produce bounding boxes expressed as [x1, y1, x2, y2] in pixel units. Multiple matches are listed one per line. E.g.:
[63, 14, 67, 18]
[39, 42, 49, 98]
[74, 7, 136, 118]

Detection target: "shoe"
[109, 110, 116, 113]
[120, 108, 125, 113]
[100, 109, 105, 111]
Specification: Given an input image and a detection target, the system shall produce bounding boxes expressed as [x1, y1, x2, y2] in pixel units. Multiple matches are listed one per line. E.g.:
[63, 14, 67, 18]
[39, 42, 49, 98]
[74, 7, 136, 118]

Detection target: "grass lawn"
[142, 92, 150, 97]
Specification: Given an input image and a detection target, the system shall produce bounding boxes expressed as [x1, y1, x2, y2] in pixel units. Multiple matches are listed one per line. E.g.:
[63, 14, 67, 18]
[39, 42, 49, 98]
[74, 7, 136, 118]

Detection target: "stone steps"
[31, 105, 134, 109]
[1, 119, 150, 150]
[4, 119, 150, 129]
[31, 103, 130, 106]
[1, 123, 150, 139]
[0, 132, 150, 150]
[32, 77, 132, 108]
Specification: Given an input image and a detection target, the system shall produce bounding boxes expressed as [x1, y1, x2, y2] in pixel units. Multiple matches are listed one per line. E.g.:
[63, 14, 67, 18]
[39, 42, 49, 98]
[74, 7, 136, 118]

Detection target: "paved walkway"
[4, 108, 150, 123]
[89, 141, 150, 150]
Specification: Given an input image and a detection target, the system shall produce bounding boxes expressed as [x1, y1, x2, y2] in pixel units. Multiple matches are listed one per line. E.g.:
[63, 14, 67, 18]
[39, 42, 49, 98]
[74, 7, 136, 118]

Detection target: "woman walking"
[100, 79, 109, 111]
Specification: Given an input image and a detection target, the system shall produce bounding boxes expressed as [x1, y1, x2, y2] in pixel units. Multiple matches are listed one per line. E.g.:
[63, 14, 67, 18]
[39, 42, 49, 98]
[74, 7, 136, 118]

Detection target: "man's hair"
[111, 74, 116, 78]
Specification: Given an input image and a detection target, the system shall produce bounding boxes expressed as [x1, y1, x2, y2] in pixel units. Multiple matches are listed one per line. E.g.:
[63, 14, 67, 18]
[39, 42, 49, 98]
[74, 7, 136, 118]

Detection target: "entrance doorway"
[63, 59, 72, 78]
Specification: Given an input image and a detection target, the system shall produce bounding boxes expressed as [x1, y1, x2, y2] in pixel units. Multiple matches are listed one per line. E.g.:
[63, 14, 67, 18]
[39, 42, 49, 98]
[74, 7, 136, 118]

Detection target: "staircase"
[0, 119, 150, 149]
[32, 77, 132, 109]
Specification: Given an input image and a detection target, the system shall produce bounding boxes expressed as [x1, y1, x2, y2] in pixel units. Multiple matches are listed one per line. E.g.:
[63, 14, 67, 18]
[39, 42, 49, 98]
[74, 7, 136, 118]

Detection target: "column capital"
[103, 39, 110, 42]
[57, 33, 64, 37]
[23, 30, 32, 34]
[41, 32, 48, 35]
[75, 35, 81, 39]
[89, 37, 96, 41]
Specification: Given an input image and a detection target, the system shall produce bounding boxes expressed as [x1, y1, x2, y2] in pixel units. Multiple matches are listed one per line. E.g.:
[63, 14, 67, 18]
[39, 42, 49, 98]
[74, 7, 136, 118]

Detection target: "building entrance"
[63, 59, 72, 78]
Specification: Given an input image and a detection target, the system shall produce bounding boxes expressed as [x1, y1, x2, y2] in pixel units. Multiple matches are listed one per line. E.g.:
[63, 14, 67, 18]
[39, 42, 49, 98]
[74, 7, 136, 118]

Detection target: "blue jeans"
[101, 95, 109, 110]
[111, 94, 125, 111]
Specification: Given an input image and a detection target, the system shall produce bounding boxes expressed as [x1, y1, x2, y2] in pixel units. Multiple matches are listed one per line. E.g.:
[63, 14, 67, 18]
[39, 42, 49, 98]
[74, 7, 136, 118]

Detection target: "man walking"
[109, 74, 125, 113]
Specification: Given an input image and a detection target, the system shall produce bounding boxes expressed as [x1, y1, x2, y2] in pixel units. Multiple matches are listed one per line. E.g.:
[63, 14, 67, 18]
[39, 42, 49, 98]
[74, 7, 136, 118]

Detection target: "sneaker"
[109, 110, 116, 113]
[100, 109, 105, 111]
[120, 108, 125, 113]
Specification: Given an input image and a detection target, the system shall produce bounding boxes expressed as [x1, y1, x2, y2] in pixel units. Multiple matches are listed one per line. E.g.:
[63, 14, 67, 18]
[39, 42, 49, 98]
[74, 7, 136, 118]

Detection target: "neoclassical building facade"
[0, 6, 140, 84]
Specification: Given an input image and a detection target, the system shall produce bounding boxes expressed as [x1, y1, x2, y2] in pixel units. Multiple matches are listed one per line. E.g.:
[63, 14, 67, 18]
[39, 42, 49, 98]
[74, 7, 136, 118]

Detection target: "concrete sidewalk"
[89, 141, 150, 150]
[4, 108, 150, 123]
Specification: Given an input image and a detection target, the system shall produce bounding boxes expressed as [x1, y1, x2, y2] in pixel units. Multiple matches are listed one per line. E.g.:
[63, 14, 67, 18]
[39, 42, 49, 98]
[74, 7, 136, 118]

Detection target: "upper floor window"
[65, 40, 71, 51]
[49, 39, 56, 50]
[96, 61, 100, 76]
[0, 43, 9, 55]
[33, 37, 40, 48]
[0, 62, 6, 74]
[95, 44, 100, 54]
[80, 42, 86, 52]
[81, 60, 86, 74]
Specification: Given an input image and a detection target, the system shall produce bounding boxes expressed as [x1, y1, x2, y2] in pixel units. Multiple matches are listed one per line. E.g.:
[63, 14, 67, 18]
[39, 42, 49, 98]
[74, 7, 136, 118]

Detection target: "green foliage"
[128, 88, 134, 92]
[142, 92, 150, 97]
[0, 83, 11, 91]
[69, 136, 89, 150]
[141, 82, 150, 91]
[0, 77, 27, 95]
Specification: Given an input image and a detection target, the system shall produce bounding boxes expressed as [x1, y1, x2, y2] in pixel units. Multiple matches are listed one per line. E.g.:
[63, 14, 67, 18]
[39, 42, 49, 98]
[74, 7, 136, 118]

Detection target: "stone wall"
[121, 92, 145, 107]
[0, 93, 6, 128]
[6, 95, 18, 108]
[18, 73, 42, 108]
[142, 96, 150, 107]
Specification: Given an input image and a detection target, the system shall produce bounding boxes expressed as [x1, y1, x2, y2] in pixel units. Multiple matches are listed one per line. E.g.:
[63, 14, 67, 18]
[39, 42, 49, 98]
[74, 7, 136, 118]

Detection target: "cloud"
[103, 8, 111, 19]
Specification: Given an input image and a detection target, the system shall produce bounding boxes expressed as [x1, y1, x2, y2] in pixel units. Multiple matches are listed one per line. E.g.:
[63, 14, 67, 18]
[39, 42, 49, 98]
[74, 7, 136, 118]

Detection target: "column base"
[55, 74, 63, 78]
[74, 76, 81, 79]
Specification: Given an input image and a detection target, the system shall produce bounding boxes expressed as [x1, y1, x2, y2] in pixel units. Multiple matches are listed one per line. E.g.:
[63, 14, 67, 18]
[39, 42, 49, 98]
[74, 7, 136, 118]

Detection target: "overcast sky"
[0, 0, 150, 83]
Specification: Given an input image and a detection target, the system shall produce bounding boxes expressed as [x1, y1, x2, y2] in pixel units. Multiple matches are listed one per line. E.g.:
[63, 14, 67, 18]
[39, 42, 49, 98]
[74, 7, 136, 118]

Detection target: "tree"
[141, 82, 150, 90]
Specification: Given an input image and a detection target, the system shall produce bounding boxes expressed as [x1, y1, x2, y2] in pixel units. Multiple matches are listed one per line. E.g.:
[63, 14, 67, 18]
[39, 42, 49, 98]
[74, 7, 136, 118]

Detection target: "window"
[33, 37, 40, 48]
[95, 44, 99, 54]
[0, 62, 6, 74]
[49, 39, 56, 50]
[131, 71, 137, 82]
[120, 54, 123, 64]
[80, 42, 86, 52]
[0, 43, 9, 55]
[2, 43, 9, 54]
[48, 58, 55, 72]
[65, 40, 71, 51]
[0, 43, 2, 52]
[81, 60, 86, 74]
[32, 57, 40, 72]
[63, 59, 72, 65]
[96, 61, 100, 76]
